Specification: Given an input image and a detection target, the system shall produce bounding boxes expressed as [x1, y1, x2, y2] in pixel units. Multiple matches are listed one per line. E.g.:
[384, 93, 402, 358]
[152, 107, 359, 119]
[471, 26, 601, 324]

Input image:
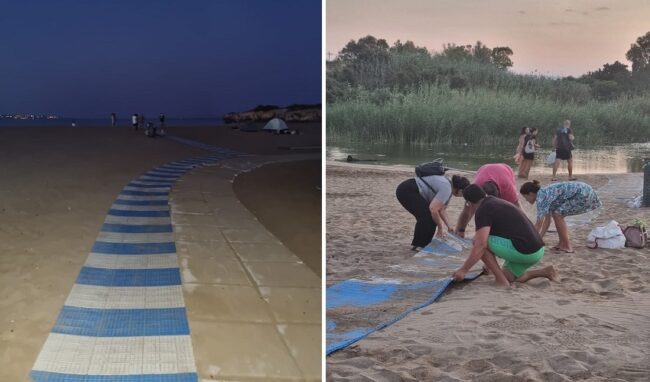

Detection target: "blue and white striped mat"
[31, 145, 240, 381]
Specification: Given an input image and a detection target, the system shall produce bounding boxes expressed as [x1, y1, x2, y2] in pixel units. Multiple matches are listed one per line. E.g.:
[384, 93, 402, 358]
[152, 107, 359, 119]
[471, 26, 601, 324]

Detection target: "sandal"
[568, 177, 578, 181]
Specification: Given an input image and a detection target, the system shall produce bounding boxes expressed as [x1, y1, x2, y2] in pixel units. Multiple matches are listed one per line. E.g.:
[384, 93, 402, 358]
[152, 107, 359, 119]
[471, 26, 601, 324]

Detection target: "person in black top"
[452, 184, 558, 286]
[552, 120, 576, 181]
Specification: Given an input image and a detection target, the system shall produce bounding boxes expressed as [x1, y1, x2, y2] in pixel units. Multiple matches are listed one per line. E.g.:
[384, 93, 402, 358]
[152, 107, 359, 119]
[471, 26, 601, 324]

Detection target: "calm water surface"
[327, 141, 650, 174]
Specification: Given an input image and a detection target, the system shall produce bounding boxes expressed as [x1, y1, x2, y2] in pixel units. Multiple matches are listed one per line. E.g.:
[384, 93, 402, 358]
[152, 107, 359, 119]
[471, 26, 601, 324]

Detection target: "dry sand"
[0, 124, 321, 381]
[234, 160, 322, 276]
[326, 162, 650, 382]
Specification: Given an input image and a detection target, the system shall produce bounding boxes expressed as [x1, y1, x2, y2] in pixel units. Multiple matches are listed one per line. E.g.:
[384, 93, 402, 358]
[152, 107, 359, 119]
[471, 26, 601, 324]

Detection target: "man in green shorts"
[452, 184, 558, 286]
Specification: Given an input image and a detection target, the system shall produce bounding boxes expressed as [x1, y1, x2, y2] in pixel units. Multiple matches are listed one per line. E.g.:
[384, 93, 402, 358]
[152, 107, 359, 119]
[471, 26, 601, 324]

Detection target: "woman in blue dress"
[520, 180, 602, 253]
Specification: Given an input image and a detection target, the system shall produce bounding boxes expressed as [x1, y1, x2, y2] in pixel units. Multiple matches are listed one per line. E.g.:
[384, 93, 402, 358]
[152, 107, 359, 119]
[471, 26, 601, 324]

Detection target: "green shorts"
[487, 235, 544, 278]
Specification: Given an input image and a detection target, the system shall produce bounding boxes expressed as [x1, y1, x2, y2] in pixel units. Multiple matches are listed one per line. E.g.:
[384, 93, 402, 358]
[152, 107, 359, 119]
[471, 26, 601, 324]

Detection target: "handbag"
[546, 151, 556, 165]
[623, 225, 647, 248]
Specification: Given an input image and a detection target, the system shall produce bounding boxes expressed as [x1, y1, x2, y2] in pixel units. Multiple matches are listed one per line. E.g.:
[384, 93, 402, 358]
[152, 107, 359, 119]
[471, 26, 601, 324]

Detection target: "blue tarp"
[326, 233, 480, 355]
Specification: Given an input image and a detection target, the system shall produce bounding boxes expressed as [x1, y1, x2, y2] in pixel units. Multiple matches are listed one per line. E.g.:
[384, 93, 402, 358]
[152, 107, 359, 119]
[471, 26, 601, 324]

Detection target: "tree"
[390, 40, 430, 57]
[339, 35, 390, 65]
[625, 31, 650, 72]
[491, 47, 514, 70]
[472, 41, 492, 64]
[441, 43, 473, 61]
[590, 61, 630, 81]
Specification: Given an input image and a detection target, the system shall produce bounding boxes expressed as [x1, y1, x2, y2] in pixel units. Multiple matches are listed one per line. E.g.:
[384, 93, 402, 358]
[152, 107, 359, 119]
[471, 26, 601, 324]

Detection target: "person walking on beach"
[520, 180, 602, 253]
[452, 184, 558, 286]
[159, 113, 166, 135]
[131, 113, 138, 130]
[518, 127, 539, 179]
[452, 163, 522, 237]
[110, 112, 117, 127]
[396, 173, 460, 251]
[552, 120, 576, 181]
[138, 114, 145, 131]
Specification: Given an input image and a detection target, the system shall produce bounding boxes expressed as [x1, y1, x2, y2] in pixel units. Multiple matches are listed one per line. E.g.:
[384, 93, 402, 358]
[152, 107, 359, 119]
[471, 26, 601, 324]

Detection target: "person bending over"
[520, 180, 601, 253]
[453, 163, 522, 237]
[396, 173, 458, 251]
[452, 185, 558, 286]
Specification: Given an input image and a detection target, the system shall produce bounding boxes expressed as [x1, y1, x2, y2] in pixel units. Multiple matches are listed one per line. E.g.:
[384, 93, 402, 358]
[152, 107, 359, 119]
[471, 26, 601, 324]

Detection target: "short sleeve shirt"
[473, 163, 518, 204]
[415, 175, 452, 206]
[475, 196, 545, 254]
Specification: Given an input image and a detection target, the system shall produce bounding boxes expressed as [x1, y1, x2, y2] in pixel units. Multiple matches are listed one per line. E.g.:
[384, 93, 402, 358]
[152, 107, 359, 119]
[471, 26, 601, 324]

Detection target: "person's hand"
[436, 229, 446, 239]
[453, 268, 467, 281]
[447, 225, 455, 233]
[454, 229, 465, 238]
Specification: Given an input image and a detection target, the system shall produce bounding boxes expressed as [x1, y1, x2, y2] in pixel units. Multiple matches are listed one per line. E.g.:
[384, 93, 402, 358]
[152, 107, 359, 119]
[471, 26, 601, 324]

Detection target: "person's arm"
[453, 226, 490, 281]
[439, 207, 453, 232]
[552, 134, 557, 150]
[536, 215, 552, 237]
[429, 199, 446, 238]
[454, 202, 473, 237]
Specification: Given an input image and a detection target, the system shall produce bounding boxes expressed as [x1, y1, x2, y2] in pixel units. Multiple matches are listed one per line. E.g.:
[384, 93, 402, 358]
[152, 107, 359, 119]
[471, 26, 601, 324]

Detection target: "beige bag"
[623, 225, 647, 248]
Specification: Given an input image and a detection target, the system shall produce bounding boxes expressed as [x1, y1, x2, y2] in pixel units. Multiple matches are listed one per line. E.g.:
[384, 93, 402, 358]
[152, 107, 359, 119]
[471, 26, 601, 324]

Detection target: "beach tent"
[263, 118, 289, 133]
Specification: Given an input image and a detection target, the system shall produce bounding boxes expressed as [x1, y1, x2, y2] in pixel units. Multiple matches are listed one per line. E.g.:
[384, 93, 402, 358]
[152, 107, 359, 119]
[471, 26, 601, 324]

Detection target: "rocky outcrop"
[223, 104, 321, 123]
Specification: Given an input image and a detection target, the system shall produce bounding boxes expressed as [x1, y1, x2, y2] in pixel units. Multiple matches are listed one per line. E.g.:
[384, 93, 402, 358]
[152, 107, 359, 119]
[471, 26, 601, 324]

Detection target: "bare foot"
[411, 246, 423, 251]
[544, 265, 559, 281]
[552, 245, 574, 253]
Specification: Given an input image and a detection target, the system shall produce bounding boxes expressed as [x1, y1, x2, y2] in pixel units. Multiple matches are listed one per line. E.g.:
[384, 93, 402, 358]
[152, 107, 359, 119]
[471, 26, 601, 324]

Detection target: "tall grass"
[327, 85, 650, 145]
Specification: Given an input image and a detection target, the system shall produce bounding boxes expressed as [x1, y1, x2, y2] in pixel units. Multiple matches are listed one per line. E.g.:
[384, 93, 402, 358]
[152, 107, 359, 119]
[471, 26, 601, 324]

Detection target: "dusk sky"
[1, 0, 321, 118]
[327, 0, 650, 77]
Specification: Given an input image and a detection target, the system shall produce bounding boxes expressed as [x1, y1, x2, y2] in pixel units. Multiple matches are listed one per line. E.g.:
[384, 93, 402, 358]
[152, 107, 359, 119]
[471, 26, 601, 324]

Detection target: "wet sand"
[0, 124, 321, 381]
[326, 162, 650, 381]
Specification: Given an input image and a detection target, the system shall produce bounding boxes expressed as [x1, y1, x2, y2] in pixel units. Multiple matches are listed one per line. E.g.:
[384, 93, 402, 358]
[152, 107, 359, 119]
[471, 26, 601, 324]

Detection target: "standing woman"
[396, 173, 459, 251]
[520, 180, 602, 253]
[513, 127, 529, 169]
[518, 128, 538, 179]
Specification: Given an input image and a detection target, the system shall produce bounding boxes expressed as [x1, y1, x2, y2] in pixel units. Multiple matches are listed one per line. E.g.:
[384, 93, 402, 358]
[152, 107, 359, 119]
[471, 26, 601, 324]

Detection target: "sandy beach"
[326, 162, 650, 381]
[0, 124, 321, 381]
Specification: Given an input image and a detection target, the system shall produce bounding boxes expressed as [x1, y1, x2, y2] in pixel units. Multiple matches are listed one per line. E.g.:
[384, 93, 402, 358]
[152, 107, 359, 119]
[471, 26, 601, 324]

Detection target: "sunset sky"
[327, 0, 650, 77]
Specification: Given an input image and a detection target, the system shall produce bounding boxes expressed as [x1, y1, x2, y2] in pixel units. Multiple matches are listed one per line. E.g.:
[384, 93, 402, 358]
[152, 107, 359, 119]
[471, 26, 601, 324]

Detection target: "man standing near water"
[110, 112, 116, 127]
[552, 120, 576, 181]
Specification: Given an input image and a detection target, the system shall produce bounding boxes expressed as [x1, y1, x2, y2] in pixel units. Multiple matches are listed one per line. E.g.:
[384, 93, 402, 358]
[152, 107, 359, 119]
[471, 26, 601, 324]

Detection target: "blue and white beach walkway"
[31, 142, 240, 381]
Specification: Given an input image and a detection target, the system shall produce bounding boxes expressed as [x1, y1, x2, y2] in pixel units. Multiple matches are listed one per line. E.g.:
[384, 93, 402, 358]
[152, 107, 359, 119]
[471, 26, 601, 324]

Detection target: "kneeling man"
[452, 185, 558, 286]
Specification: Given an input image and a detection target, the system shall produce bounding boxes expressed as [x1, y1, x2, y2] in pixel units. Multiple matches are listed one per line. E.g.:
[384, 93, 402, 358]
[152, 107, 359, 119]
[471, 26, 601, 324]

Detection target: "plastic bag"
[587, 220, 626, 249]
[546, 151, 556, 166]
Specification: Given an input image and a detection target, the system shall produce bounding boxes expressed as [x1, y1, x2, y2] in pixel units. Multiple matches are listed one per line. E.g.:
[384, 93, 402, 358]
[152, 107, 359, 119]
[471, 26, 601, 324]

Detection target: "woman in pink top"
[452, 163, 522, 237]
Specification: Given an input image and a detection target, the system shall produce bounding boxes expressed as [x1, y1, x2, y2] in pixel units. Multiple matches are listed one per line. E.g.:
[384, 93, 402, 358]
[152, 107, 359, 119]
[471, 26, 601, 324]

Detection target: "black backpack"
[415, 158, 447, 177]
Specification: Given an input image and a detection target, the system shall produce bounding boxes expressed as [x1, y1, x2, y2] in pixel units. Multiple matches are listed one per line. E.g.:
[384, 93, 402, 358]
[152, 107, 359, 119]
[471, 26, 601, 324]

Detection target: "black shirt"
[475, 196, 544, 254]
[556, 127, 573, 151]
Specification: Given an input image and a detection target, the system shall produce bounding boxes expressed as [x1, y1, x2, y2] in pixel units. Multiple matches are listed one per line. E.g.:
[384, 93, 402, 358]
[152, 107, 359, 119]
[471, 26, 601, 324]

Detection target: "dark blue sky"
[0, 0, 322, 118]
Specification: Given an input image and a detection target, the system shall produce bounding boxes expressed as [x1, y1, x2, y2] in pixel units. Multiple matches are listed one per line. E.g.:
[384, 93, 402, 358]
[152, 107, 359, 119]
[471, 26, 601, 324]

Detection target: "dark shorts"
[556, 148, 572, 160]
[522, 152, 534, 160]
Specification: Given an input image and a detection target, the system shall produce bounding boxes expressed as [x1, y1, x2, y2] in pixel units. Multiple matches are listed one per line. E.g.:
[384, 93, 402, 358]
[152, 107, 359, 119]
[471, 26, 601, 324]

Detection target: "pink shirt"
[473, 163, 518, 204]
